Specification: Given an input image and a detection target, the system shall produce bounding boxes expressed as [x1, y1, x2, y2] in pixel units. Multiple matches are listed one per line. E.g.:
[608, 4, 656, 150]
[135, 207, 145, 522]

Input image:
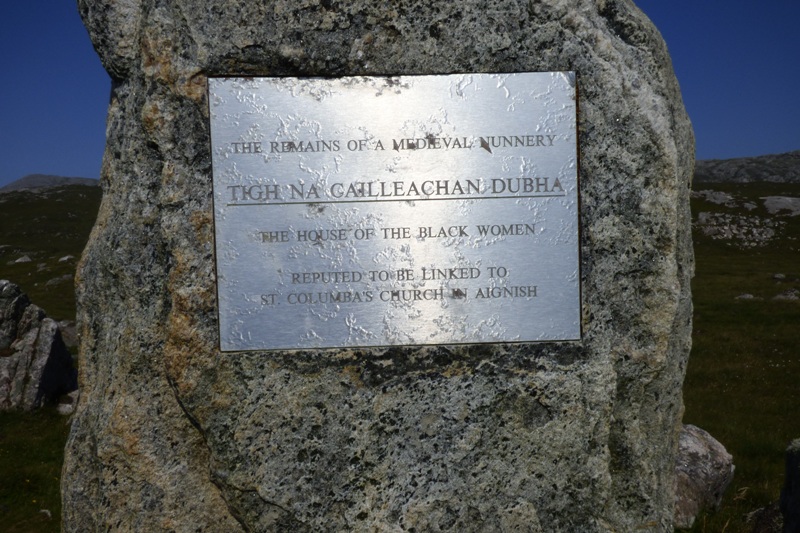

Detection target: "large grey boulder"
[673, 424, 735, 529]
[63, 0, 694, 531]
[0, 280, 78, 411]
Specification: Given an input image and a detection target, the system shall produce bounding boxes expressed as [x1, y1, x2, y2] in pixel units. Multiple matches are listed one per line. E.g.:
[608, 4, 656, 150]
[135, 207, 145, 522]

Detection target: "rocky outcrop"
[57, 320, 79, 348]
[691, 187, 800, 249]
[674, 424, 735, 529]
[0, 279, 28, 350]
[694, 211, 785, 248]
[694, 151, 800, 184]
[0, 280, 77, 411]
[63, 0, 694, 531]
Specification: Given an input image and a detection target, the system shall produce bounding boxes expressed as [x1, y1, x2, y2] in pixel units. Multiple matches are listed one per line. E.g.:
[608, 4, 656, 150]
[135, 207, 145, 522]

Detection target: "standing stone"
[63, 0, 694, 531]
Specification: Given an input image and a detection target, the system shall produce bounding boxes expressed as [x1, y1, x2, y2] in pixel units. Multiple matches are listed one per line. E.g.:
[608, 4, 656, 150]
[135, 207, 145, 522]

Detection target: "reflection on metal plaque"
[209, 72, 580, 351]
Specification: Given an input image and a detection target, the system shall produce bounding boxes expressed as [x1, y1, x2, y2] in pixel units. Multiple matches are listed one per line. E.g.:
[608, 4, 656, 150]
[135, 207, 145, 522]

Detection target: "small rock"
[774, 273, 786, 281]
[14, 255, 31, 263]
[773, 289, 800, 301]
[674, 424, 735, 529]
[746, 502, 783, 533]
[58, 255, 75, 262]
[736, 294, 756, 300]
[57, 389, 80, 416]
[45, 274, 73, 287]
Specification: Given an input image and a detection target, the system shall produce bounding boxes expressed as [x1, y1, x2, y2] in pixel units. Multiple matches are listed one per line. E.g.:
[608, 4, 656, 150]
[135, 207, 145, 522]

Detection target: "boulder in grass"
[0, 280, 78, 411]
[674, 424, 735, 529]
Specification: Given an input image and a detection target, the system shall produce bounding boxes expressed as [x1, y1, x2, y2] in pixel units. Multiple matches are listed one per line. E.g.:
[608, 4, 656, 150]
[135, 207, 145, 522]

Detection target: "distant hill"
[694, 150, 800, 184]
[0, 174, 99, 193]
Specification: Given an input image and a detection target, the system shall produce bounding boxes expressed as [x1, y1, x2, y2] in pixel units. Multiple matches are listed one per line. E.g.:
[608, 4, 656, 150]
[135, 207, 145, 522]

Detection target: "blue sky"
[637, 0, 800, 160]
[1, 1, 798, 188]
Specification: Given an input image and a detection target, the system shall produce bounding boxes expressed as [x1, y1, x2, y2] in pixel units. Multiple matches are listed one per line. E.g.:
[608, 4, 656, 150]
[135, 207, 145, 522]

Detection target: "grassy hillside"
[0, 185, 101, 321]
[0, 181, 798, 531]
[0, 185, 100, 533]
[685, 182, 800, 532]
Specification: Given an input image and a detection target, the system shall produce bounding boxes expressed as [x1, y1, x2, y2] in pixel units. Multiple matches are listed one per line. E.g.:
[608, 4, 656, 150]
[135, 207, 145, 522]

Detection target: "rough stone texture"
[0, 279, 29, 350]
[0, 280, 78, 411]
[673, 424, 735, 529]
[63, 0, 694, 531]
[781, 439, 800, 533]
[57, 319, 80, 349]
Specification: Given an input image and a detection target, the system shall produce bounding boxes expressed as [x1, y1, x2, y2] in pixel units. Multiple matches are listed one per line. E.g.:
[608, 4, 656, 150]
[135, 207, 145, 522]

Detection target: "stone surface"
[57, 320, 79, 348]
[0, 279, 29, 350]
[57, 389, 81, 416]
[762, 196, 800, 217]
[781, 439, 800, 533]
[0, 280, 78, 411]
[63, 0, 694, 531]
[773, 289, 800, 301]
[673, 424, 735, 529]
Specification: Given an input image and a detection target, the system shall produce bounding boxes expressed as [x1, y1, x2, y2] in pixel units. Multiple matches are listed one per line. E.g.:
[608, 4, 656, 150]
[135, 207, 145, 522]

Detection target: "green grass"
[0, 185, 101, 320]
[0, 407, 73, 533]
[683, 182, 800, 532]
[0, 184, 100, 532]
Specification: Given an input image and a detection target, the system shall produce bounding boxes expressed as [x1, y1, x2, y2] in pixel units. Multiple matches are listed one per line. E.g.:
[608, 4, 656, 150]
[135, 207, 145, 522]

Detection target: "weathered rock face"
[0, 280, 78, 411]
[0, 279, 29, 350]
[63, 0, 694, 531]
[673, 424, 735, 529]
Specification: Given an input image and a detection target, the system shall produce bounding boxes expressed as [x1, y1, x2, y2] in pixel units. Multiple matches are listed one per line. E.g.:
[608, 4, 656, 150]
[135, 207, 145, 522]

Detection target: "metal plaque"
[210, 72, 580, 351]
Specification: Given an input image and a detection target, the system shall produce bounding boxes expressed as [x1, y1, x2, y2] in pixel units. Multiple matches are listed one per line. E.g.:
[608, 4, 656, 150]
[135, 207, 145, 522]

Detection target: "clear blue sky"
[1, 1, 798, 188]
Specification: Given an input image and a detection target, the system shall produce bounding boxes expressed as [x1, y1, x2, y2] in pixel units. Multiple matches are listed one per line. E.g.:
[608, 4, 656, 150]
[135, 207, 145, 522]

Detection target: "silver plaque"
[210, 72, 580, 351]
